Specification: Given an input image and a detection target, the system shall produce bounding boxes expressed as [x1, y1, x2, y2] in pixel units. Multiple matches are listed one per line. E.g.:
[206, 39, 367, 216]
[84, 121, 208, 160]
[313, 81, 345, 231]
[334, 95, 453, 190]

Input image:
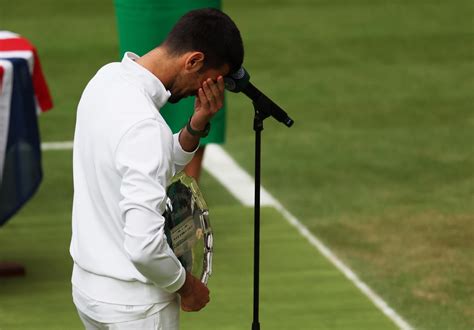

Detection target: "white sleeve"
[172, 131, 197, 174]
[115, 119, 185, 293]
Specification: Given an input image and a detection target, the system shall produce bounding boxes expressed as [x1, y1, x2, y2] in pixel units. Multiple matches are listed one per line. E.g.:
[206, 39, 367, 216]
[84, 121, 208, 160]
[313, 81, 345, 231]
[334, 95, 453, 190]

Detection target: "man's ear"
[184, 52, 205, 73]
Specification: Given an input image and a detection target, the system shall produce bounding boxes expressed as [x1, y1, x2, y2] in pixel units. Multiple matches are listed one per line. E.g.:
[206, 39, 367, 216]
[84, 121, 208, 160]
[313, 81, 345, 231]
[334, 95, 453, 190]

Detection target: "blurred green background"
[0, 0, 473, 329]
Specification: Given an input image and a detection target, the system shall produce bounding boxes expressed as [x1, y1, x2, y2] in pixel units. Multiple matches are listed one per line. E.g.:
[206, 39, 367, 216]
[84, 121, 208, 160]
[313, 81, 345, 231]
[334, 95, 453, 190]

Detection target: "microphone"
[224, 67, 294, 127]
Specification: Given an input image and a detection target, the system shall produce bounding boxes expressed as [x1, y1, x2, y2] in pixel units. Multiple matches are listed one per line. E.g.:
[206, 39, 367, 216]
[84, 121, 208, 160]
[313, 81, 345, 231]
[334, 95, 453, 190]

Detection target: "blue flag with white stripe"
[0, 58, 42, 226]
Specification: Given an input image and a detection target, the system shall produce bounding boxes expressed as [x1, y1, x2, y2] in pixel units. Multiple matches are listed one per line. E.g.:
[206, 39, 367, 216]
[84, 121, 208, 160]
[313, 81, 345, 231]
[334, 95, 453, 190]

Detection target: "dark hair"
[162, 8, 244, 73]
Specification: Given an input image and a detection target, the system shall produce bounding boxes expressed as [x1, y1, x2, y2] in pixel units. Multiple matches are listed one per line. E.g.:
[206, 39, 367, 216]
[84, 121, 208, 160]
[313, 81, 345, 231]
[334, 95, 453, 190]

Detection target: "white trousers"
[76, 297, 180, 330]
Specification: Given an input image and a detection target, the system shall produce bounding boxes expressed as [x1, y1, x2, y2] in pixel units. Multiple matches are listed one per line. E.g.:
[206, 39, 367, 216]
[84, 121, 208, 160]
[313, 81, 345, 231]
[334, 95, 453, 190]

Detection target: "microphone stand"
[251, 101, 269, 330]
[234, 80, 293, 330]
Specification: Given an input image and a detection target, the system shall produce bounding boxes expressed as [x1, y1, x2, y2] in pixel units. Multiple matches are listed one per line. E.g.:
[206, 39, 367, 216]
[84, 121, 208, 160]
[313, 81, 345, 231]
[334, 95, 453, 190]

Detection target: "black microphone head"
[224, 67, 250, 93]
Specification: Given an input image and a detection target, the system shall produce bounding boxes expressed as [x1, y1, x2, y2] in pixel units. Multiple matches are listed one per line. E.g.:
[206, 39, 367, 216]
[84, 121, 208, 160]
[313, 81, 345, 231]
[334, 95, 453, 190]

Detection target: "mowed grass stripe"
[203, 144, 411, 329]
[182, 206, 397, 329]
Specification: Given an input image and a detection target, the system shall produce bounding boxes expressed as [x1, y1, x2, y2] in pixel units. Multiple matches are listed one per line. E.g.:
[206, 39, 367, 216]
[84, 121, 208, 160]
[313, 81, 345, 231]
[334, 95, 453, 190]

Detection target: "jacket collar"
[121, 52, 171, 109]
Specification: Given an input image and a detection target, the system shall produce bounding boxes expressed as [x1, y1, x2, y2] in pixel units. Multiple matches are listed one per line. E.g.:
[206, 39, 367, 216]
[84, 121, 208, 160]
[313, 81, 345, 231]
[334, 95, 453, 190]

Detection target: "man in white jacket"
[70, 8, 244, 329]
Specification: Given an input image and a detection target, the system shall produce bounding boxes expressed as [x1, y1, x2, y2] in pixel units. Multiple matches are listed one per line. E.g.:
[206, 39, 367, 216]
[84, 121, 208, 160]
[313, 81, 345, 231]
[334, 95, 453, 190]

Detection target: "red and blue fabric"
[0, 32, 52, 226]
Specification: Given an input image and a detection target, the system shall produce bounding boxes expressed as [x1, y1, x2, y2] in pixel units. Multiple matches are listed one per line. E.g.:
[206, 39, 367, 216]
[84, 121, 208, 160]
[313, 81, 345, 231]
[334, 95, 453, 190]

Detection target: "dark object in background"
[0, 58, 42, 226]
[0, 262, 26, 277]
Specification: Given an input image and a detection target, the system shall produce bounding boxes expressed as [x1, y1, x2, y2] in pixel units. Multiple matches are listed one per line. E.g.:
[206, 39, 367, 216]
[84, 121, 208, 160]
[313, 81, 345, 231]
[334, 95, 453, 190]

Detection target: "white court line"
[42, 141, 74, 150]
[203, 144, 413, 330]
[42, 141, 412, 330]
[200, 143, 275, 207]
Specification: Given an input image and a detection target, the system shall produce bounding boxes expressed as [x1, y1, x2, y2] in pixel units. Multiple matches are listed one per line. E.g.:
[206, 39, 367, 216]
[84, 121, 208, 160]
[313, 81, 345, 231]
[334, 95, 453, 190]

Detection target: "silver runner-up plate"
[163, 172, 213, 285]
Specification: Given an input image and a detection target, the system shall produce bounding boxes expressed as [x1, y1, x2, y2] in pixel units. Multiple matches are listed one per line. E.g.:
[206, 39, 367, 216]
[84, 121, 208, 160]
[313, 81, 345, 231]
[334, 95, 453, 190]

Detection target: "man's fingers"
[208, 77, 224, 106]
[195, 78, 224, 116]
[206, 78, 222, 99]
[203, 79, 224, 110]
[198, 88, 208, 107]
[202, 81, 215, 103]
[181, 298, 209, 312]
[217, 76, 225, 93]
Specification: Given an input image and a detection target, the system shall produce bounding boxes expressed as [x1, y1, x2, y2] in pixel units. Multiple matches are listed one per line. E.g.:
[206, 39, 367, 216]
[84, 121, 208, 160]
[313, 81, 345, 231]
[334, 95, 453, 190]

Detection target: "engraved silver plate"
[163, 172, 213, 284]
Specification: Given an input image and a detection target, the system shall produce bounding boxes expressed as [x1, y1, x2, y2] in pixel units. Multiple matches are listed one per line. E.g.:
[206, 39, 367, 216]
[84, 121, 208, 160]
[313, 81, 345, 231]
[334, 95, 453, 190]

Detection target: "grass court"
[1, 0, 473, 329]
